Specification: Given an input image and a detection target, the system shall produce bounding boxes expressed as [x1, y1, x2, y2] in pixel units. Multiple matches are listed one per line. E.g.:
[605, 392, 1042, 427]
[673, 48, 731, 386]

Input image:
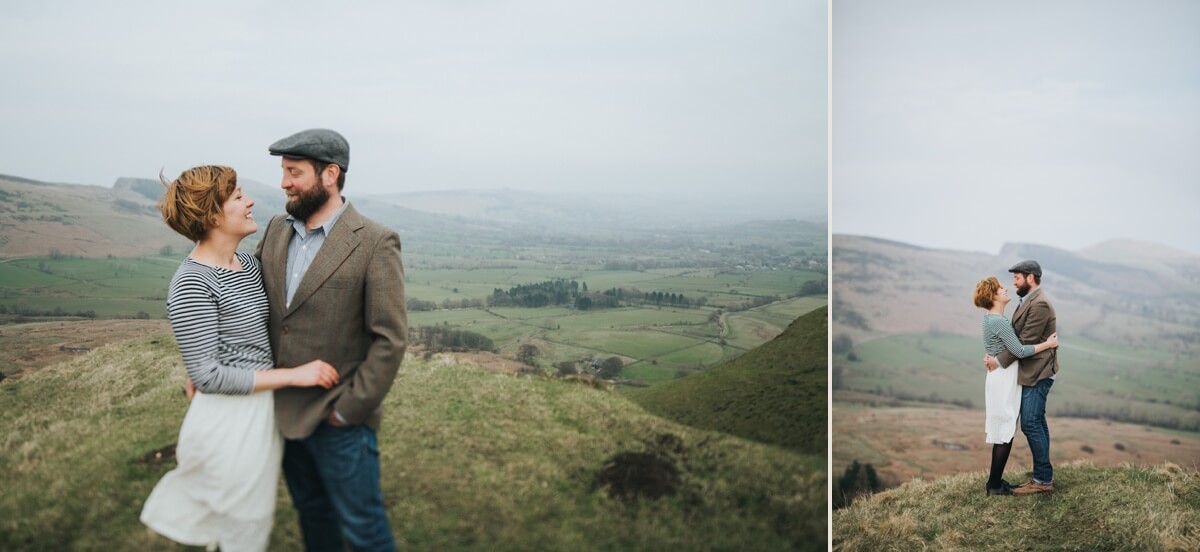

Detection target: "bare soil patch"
[0, 319, 171, 380]
[834, 395, 1200, 489]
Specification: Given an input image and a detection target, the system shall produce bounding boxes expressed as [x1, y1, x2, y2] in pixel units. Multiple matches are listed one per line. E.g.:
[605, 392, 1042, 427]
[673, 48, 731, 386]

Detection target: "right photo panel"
[831, 1, 1200, 549]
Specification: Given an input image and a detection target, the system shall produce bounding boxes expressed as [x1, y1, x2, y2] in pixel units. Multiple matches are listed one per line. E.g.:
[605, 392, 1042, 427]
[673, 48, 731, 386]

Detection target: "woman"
[973, 276, 1057, 496]
[141, 165, 339, 551]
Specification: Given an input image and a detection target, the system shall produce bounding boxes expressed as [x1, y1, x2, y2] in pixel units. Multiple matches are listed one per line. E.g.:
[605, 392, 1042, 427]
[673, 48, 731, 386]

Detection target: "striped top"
[982, 313, 1035, 359]
[166, 251, 274, 395]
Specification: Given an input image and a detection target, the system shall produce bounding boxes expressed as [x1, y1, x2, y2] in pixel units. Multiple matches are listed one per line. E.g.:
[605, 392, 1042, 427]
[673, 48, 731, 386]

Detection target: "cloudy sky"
[834, 0, 1200, 255]
[0, 1, 826, 222]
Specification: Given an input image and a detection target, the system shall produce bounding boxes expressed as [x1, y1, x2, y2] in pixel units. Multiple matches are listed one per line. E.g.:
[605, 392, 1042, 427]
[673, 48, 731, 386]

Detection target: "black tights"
[988, 441, 1013, 488]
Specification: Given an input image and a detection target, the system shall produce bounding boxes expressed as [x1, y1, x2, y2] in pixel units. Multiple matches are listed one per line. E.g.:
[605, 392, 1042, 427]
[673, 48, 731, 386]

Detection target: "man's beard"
[286, 183, 330, 222]
[1015, 282, 1032, 297]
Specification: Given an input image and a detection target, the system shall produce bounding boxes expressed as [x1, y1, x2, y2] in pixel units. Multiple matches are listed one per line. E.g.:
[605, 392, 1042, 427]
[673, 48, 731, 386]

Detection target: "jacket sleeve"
[331, 230, 408, 424]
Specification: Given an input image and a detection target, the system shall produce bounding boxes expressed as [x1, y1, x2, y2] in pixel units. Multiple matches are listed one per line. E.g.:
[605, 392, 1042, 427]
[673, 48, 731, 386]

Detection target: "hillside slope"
[834, 461, 1200, 551]
[832, 234, 1200, 352]
[0, 335, 826, 551]
[628, 306, 828, 456]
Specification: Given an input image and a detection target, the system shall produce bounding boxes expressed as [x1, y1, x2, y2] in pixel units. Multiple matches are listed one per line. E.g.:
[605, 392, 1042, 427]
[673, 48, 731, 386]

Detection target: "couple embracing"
[973, 260, 1060, 497]
[140, 129, 407, 551]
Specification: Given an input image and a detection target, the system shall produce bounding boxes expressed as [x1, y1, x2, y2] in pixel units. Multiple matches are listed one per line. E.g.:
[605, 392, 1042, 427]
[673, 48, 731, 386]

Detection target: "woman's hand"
[183, 378, 197, 401]
[1046, 332, 1058, 349]
[291, 360, 340, 389]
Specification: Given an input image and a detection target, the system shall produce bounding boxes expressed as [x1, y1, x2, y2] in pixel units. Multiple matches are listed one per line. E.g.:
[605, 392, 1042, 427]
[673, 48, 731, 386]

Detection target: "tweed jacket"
[995, 286, 1058, 387]
[255, 203, 407, 439]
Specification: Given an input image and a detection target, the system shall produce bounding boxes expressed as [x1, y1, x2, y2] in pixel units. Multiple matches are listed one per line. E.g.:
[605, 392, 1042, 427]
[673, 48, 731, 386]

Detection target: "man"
[256, 128, 407, 550]
[984, 260, 1058, 496]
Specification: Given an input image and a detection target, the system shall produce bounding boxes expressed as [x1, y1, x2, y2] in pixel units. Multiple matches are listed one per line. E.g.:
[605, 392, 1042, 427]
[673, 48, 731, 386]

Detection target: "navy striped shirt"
[982, 313, 1035, 359]
[166, 251, 274, 394]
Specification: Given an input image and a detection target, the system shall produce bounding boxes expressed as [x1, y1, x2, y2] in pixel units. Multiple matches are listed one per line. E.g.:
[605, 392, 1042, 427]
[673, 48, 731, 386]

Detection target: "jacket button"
[282, 325, 289, 335]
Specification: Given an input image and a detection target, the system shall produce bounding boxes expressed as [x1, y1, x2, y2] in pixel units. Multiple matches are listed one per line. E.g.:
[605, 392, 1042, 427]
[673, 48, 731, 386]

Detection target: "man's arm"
[330, 231, 408, 424]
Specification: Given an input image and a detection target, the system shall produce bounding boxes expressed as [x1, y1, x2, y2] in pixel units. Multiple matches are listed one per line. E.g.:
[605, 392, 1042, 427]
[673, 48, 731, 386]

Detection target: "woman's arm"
[168, 273, 256, 394]
[989, 316, 1037, 359]
[251, 360, 338, 392]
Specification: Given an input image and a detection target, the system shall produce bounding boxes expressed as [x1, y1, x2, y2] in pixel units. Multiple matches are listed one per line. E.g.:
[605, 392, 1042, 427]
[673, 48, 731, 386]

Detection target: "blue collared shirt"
[284, 199, 351, 308]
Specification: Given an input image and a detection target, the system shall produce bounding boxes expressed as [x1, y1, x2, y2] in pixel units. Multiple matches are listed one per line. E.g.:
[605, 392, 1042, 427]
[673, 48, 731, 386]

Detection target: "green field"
[3, 253, 825, 387]
[835, 333, 1200, 430]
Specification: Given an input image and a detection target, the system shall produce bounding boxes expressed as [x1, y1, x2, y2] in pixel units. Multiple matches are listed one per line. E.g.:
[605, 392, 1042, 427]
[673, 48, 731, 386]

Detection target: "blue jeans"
[1020, 378, 1054, 484]
[282, 423, 395, 552]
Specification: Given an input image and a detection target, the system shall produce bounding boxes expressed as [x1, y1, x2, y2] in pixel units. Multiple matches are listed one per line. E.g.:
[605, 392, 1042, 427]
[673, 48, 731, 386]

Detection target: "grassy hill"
[833, 460, 1200, 551]
[0, 335, 826, 551]
[627, 306, 828, 456]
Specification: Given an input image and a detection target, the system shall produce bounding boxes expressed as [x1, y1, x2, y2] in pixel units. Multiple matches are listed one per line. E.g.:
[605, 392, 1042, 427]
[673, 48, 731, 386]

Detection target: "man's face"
[1013, 272, 1033, 297]
[280, 158, 329, 221]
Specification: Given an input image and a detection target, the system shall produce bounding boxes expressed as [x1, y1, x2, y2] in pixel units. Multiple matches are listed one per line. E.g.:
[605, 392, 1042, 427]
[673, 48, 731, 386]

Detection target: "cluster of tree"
[797, 278, 828, 297]
[0, 304, 97, 319]
[552, 356, 624, 379]
[725, 294, 782, 312]
[410, 325, 498, 353]
[515, 346, 624, 380]
[846, 385, 974, 409]
[1055, 402, 1200, 432]
[407, 297, 486, 312]
[833, 460, 887, 509]
[488, 279, 582, 308]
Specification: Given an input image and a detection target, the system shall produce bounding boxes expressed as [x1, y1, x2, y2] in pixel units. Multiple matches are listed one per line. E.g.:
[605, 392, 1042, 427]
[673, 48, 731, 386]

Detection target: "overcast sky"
[834, 0, 1199, 255]
[0, 1, 826, 221]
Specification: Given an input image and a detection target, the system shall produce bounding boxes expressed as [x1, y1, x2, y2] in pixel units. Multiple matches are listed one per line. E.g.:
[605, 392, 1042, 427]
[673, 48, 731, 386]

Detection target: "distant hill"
[1, 171, 824, 259]
[628, 306, 828, 455]
[834, 461, 1200, 551]
[0, 334, 826, 550]
[832, 234, 1200, 352]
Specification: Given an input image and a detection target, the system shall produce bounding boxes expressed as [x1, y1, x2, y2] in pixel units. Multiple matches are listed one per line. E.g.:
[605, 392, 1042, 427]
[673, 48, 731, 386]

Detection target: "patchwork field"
[1, 253, 825, 386]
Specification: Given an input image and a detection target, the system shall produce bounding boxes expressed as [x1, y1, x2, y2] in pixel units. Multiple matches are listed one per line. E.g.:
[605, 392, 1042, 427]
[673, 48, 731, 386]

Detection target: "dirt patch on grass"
[834, 397, 1200, 489]
[134, 444, 177, 467]
[593, 451, 680, 501]
[0, 319, 171, 381]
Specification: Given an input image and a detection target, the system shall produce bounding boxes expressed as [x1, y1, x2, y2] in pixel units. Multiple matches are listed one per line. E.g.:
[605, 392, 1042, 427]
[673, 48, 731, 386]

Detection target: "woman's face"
[212, 185, 257, 239]
[993, 285, 1011, 306]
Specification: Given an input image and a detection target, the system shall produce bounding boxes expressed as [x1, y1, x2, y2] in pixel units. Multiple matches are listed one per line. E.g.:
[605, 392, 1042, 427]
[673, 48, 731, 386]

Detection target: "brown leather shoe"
[1012, 481, 1054, 496]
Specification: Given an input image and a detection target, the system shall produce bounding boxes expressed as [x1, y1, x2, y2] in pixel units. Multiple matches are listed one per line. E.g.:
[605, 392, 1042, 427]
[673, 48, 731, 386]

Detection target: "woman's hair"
[158, 165, 238, 242]
[973, 276, 1002, 309]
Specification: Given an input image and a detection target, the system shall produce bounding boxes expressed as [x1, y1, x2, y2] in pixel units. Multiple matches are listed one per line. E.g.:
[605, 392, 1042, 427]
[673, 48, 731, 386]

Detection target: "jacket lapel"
[266, 216, 292, 312]
[285, 204, 365, 316]
[1011, 287, 1042, 330]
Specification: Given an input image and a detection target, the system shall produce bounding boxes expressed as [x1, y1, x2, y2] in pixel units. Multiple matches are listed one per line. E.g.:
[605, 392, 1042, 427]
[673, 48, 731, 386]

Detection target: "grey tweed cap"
[1008, 260, 1042, 277]
[268, 128, 349, 172]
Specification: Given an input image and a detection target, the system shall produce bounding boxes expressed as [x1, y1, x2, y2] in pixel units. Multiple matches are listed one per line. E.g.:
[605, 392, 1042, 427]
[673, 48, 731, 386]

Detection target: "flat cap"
[268, 128, 349, 172]
[1008, 260, 1042, 277]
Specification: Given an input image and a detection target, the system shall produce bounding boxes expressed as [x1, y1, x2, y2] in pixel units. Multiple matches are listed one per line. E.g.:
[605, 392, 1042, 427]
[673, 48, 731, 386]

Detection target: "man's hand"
[984, 355, 1000, 372]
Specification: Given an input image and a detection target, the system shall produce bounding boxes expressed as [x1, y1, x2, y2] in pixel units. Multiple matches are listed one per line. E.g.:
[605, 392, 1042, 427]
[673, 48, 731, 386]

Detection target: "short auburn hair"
[973, 276, 1002, 309]
[158, 165, 238, 242]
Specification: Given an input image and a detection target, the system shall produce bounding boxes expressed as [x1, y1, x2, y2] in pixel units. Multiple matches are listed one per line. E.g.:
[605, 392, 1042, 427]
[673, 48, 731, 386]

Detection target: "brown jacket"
[256, 204, 408, 439]
[995, 286, 1058, 387]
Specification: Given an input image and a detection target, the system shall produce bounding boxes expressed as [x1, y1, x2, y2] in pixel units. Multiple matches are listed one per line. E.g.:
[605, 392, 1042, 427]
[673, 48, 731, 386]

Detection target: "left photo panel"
[0, 1, 831, 551]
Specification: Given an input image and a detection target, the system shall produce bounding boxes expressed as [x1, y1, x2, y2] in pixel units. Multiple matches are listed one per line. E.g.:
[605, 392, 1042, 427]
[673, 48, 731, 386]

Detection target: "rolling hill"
[832, 233, 1200, 352]
[832, 233, 1200, 495]
[0, 333, 827, 550]
[628, 306, 828, 456]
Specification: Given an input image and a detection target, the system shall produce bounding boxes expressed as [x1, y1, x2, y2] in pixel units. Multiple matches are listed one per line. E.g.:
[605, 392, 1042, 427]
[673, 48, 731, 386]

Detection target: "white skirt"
[985, 361, 1022, 444]
[141, 390, 283, 552]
